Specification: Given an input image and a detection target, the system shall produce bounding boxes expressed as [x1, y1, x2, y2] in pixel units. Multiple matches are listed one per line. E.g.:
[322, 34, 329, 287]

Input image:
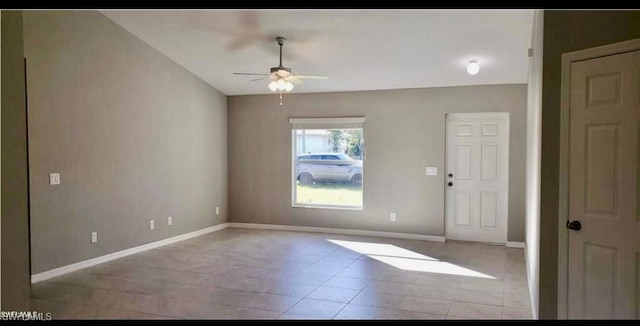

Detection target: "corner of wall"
[525, 9, 544, 320]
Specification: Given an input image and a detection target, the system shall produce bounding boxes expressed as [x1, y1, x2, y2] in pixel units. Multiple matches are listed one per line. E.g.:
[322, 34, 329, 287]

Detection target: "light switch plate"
[49, 173, 61, 185]
[168, 216, 172, 226]
[91, 232, 98, 243]
[150, 220, 155, 230]
[425, 167, 438, 176]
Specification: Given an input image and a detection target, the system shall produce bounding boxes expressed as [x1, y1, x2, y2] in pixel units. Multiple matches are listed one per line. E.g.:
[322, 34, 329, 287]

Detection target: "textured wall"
[24, 11, 228, 274]
[1, 10, 31, 310]
[228, 84, 526, 241]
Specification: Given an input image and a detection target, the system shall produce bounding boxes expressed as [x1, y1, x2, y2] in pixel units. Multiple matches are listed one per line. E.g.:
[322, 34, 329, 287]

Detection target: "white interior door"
[445, 113, 510, 243]
[567, 49, 639, 319]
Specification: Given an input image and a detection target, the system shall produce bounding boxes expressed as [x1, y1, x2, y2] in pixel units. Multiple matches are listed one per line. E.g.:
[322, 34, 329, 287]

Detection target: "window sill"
[291, 204, 363, 211]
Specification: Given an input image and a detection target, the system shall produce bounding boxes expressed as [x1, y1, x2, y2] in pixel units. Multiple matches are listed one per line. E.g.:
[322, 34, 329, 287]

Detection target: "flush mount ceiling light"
[467, 59, 480, 75]
[234, 37, 328, 106]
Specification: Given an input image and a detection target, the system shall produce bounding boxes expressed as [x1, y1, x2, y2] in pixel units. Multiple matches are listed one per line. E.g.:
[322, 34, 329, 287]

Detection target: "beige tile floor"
[31, 228, 533, 320]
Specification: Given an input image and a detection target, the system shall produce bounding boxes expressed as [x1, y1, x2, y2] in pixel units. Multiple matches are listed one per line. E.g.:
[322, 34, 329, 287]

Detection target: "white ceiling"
[100, 9, 533, 96]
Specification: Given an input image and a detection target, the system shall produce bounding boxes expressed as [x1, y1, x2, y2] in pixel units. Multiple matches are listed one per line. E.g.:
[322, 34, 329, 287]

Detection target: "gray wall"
[24, 11, 228, 274]
[539, 10, 640, 319]
[1, 10, 31, 310]
[228, 84, 527, 241]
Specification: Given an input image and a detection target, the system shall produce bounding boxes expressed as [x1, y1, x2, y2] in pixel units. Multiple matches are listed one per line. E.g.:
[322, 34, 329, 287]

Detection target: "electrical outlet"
[216, 207, 220, 215]
[150, 220, 155, 230]
[91, 232, 98, 243]
[168, 216, 172, 226]
[390, 213, 396, 222]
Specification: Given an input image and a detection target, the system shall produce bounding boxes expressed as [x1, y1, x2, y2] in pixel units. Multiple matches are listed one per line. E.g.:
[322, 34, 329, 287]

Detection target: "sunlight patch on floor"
[327, 239, 437, 260]
[327, 239, 495, 279]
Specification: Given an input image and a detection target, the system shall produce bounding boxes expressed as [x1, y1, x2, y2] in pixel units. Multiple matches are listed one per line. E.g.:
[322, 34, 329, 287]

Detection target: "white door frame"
[444, 112, 510, 244]
[558, 37, 640, 319]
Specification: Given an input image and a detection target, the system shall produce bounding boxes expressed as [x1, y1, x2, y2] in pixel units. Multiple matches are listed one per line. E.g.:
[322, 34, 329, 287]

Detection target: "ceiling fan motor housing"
[271, 66, 292, 77]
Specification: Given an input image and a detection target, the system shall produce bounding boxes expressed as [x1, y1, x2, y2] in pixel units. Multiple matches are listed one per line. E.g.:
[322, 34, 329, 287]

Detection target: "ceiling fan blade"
[285, 76, 304, 84]
[233, 72, 270, 76]
[249, 77, 270, 82]
[294, 74, 329, 80]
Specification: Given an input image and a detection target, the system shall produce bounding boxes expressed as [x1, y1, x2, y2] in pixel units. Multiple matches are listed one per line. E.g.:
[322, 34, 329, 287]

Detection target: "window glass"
[293, 128, 364, 209]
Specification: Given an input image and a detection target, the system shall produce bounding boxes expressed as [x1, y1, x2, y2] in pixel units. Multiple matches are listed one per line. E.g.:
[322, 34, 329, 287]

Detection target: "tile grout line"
[43, 266, 313, 319]
[285, 245, 354, 319]
[320, 251, 365, 319]
[40, 280, 294, 320]
[444, 275, 461, 319]
[502, 260, 508, 319]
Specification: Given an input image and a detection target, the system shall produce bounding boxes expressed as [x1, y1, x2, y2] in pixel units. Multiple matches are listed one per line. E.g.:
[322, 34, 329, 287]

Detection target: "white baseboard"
[506, 241, 525, 248]
[31, 223, 229, 283]
[227, 222, 446, 242]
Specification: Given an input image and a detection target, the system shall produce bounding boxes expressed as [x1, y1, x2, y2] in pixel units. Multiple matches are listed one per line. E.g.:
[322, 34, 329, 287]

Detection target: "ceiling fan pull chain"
[279, 91, 283, 106]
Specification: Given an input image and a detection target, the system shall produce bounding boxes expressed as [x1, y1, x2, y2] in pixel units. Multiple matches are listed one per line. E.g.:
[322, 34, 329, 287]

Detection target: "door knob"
[566, 220, 582, 231]
[448, 182, 453, 187]
[448, 173, 453, 178]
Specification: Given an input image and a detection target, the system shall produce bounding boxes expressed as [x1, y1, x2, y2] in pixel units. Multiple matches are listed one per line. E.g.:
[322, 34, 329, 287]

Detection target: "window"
[290, 117, 365, 210]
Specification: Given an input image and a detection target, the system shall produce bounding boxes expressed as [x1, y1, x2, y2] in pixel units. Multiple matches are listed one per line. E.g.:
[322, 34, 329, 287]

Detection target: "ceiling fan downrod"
[276, 37, 287, 107]
[276, 36, 286, 68]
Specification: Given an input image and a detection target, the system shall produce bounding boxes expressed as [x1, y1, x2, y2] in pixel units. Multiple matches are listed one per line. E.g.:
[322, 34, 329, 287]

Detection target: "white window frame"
[290, 117, 365, 210]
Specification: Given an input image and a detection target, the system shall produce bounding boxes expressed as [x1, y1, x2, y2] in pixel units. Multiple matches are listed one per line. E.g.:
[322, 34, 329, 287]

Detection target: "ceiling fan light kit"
[269, 78, 293, 92]
[234, 36, 328, 106]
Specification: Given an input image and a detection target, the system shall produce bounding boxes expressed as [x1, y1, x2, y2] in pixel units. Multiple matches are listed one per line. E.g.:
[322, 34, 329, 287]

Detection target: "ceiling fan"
[233, 36, 328, 105]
